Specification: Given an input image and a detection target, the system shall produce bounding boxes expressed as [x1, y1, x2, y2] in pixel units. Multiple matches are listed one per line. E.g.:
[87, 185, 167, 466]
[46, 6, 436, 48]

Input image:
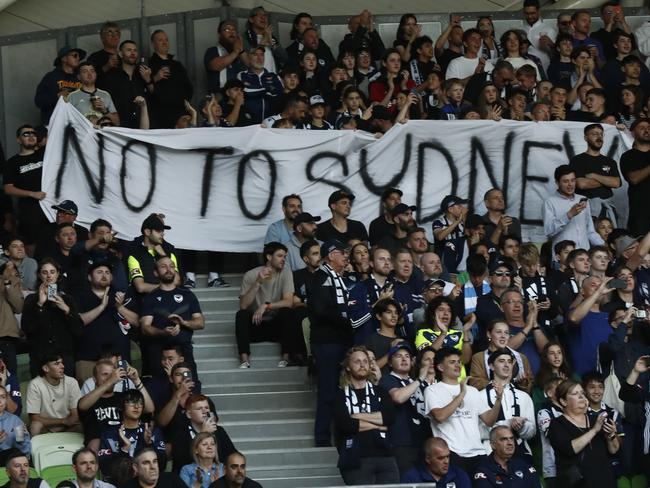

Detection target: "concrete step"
[244, 448, 338, 468]
[193, 273, 243, 288]
[193, 287, 240, 299]
[247, 464, 341, 480]
[197, 355, 289, 369]
[200, 367, 307, 385]
[202, 381, 309, 395]
[218, 407, 314, 423]
[256, 475, 344, 488]
[210, 390, 315, 411]
[233, 435, 315, 451]
[194, 341, 281, 358]
[221, 418, 313, 438]
[195, 296, 240, 312]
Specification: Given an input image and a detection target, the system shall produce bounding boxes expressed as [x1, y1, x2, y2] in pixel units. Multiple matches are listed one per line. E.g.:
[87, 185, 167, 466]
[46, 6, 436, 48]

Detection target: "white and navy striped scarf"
[322, 263, 349, 318]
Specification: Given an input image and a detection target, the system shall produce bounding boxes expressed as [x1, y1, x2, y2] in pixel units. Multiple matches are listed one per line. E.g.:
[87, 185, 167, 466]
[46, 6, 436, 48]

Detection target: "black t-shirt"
[293, 268, 315, 303]
[569, 152, 620, 199]
[317, 218, 368, 244]
[74, 288, 138, 361]
[4, 148, 45, 193]
[81, 392, 123, 443]
[368, 215, 393, 246]
[621, 147, 650, 235]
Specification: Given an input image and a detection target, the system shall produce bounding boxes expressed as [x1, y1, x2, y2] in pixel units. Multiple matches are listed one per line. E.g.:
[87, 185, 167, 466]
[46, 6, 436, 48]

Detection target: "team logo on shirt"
[515, 470, 524, 478]
[474, 472, 486, 479]
[602, 165, 611, 173]
[174, 294, 183, 303]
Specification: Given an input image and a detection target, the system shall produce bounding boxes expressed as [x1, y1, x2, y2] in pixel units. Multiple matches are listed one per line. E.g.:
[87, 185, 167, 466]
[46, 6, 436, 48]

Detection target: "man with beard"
[237, 46, 283, 124]
[71, 448, 116, 488]
[473, 425, 541, 487]
[379, 204, 417, 256]
[390, 249, 424, 340]
[100, 40, 153, 129]
[481, 188, 521, 246]
[332, 346, 398, 485]
[204, 20, 247, 95]
[235, 242, 300, 369]
[286, 212, 321, 271]
[349, 247, 393, 344]
[406, 227, 431, 270]
[210, 452, 262, 488]
[621, 119, 650, 235]
[369, 188, 402, 246]
[127, 215, 179, 295]
[140, 257, 204, 378]
[3, 125, 47, 257]
[569, 123, 621, 224]
[74, 262, 139, 381]
[265, 194, 302, 245]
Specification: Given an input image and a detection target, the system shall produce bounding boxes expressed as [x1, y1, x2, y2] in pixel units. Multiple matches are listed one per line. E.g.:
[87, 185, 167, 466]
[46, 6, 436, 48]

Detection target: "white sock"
[208, 272, 220, 281]
[185, 272, 196, 281]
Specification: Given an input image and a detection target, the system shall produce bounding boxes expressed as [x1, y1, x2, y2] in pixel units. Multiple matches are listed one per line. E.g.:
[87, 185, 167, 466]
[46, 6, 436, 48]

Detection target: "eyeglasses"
[493, 271, 511, 277]
[104, 29, 121, 36]
[20, 131, 36, 137]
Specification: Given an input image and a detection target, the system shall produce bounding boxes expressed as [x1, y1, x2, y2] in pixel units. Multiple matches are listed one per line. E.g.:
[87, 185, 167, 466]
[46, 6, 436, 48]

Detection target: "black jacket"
[307, 268, 352, 344]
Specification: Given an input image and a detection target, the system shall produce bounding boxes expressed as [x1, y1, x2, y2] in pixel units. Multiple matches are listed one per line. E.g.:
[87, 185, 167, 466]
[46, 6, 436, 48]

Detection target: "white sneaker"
[277, 359, 288, 368]
[239, 361, 250, 369]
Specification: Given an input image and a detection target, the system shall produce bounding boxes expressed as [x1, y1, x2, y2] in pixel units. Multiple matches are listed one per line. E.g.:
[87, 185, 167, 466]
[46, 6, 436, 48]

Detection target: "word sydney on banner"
[41, 100, 631, 252]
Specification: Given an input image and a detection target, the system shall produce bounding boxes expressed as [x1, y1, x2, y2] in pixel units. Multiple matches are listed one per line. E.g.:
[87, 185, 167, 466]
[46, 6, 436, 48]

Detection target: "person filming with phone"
[543, 165, 604, 262]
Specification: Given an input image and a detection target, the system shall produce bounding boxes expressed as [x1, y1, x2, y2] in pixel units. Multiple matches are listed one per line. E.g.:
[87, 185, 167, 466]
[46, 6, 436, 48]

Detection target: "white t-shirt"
[504, 57, 541, 81]
[445, 56, 494, 80]
[424, 381, 489, 457]
[26, 375, 81, 419]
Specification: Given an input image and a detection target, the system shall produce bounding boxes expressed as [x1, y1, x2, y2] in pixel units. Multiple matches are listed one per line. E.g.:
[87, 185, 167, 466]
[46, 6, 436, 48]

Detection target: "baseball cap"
[320, 239, 347, 257]
[54, 46, 86, 66]
[51, 200, 78, 215]
[141, 214, 171, 233]
[440, 195, 468, 211]
[328, 189, 355, 206]
[309, 95, 326, 107]
[390, 203, 417, 218]
[422, 278, 446, 293]
[293, 212, 321, 228]
[489, 257, 516, 275]
[388, 342, 414, 359]
[615, 235, 639, 257]
[87, 260, 113, 274]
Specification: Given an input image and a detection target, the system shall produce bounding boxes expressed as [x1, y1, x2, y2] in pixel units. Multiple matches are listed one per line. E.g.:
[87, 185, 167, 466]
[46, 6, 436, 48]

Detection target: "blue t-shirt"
[568, 311, 612, 376]
[378, 372, 427, 447]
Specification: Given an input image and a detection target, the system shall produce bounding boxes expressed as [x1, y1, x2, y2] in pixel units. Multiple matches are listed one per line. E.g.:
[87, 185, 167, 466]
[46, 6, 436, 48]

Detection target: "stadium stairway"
[193, 274, 344, 488]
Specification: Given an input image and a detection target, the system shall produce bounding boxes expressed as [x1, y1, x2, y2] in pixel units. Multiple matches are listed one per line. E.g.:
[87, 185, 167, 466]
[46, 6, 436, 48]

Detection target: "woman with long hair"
[500, 30, 541, 80]
[180, 432, 224, 488]
[477, 82, 504, 120]
[348, 242, 371, 282]
[369, 48, 415, 112]
[548, 379, 619, 487]
[476, 16, 499, 63]
[533, 341, 576, 409]
[616, 85, 644, 130]
[394, 14, 421, 62]
[21, 258, 82, 377]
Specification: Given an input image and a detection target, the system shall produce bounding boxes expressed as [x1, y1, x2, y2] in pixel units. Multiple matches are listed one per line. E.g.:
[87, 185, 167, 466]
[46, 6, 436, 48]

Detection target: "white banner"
[42, 100, 633, 252]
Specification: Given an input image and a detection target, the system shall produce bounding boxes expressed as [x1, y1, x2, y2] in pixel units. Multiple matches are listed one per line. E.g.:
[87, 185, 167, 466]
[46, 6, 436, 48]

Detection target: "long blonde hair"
[339, 346, 371, 388]
[191, 432, 219, 465]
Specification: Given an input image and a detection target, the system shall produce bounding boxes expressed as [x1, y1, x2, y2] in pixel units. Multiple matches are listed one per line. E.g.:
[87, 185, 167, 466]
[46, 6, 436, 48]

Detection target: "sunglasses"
[20, 131, 36, 137]
[493, 271, 511, 277]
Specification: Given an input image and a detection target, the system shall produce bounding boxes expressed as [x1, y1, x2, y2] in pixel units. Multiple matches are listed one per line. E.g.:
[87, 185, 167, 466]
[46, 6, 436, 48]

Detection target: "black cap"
[321, 239, 347, 257]
[335, 114, 355, 129]
[381, 187, 403, 201]
[489, 257, 515, 275]
[141, 215, 171, 233]
[87, 260, 113, 274]
[390, 203, 417, 218]
[293, 212, 321, 228]
[421, 278, 446, 293]
[440, 195, 468, 211]
[54, 45, 86, 66]
[51, 200, 78, 216]
[387, 342, 414, 358]
[328, 190, 355, 206]
[466, 214, 485, 229]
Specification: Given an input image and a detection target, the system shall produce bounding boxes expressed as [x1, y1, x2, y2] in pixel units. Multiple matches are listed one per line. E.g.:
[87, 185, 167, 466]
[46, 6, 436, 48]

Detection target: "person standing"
[621, 119, 650, 235]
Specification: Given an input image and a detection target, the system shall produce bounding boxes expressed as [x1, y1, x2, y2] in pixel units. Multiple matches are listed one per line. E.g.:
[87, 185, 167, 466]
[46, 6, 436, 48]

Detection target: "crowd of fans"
[0, 1, 649, 487]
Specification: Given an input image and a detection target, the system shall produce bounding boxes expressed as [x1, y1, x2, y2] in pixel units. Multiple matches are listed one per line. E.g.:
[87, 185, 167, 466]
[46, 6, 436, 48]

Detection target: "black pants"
[340, 456, 400, 485]
[235, 308, 303, 355]
[181, 250, 224, 273]
[450, 451, 486, 477]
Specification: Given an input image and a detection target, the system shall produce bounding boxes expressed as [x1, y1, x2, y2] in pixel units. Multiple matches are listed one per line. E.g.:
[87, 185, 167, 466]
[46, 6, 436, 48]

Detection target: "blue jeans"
[312, 342, 347, 445]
